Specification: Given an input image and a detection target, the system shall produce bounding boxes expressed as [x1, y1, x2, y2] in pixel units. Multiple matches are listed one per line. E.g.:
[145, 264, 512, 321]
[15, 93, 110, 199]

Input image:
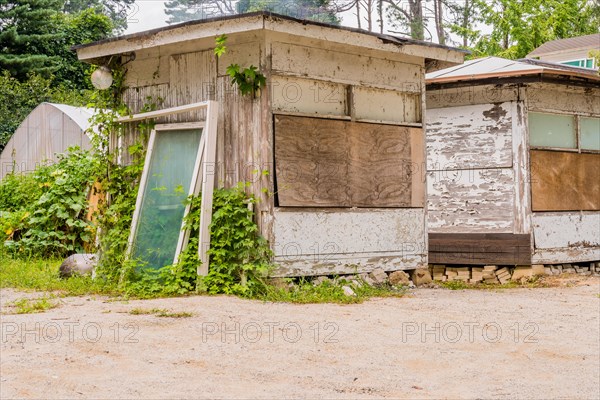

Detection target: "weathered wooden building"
[426, 57, 600, 266]
[74, 12, 466, 276]
[0, 103, 94, 180]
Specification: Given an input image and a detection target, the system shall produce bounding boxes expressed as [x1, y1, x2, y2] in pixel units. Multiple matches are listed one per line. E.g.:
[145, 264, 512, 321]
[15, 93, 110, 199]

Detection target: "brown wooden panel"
[428, 233, 532, 265]
[274, 115, 349, 206]
[275, 114, 422, 207]
[531, 150, 600, 211]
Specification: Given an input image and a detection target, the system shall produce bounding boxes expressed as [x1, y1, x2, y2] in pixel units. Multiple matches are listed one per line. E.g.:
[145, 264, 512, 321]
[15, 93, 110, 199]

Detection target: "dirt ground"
[1, 276, 599, 400]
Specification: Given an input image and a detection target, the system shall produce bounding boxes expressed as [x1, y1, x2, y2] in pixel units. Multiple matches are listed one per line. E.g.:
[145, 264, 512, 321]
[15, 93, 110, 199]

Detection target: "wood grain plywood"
[275, 115, 423, 207]
[530, 150, 600, 211]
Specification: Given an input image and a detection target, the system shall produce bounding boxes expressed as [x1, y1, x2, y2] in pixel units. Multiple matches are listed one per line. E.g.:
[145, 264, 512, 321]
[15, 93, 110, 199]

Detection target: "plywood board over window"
[530, 150, 600, 211]
[274, 115, 424, 208]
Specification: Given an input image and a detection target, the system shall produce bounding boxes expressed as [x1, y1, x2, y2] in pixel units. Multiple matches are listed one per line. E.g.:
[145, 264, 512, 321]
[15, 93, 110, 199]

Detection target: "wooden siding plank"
[428, 233, 532, 265]
[274, 115, 422, 207]
[271, 42, 422, 91]
[530, 150, 600, 211]
[271, 75, 347, 117]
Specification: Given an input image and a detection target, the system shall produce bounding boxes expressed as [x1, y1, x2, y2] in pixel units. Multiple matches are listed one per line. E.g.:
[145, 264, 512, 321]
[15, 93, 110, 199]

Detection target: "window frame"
[118, 101, 219, 276]
[528, 109, 600, 154]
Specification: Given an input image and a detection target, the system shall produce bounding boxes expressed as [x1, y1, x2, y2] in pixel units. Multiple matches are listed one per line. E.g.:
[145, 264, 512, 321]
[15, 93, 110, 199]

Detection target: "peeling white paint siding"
[532, 212, 600, 263]
[426, 102, 515, 233]
[272, 208, 426, 276]
[512, 99, 531, 235]
[426, 103, 513, 169]
[427, 169, 514, 233]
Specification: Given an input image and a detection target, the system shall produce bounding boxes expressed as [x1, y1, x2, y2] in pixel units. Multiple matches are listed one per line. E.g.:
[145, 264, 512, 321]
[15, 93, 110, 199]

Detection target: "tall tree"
[384, 0, 426, 40]
[165, 0, 237, 24]
[0, 0, 64, 79]
[474, 0, 599, 59]
[63, 0, 135, 32]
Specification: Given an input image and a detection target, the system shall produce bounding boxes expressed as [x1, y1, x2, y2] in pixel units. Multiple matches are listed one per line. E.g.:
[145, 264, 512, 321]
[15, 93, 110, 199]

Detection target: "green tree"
[63, 0, 135, 32]
[53, 8, 114, 88]
[0, 0, 64, 79]
[239, 0, 340, 24]
[165, 0, 238, 24]
[474, 0, 599, 59]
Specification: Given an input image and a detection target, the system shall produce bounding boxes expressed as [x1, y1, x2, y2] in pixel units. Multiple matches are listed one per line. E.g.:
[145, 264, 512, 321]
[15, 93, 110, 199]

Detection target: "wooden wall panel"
[271, 75, 347, 116]
[429, 233, 532, 265]
[274, 115, 423, 207]
[271, 42, 422, 91]
[427, 168, 515, 233]
[272, 208, 426, 276]
[530, 150, 600, 211]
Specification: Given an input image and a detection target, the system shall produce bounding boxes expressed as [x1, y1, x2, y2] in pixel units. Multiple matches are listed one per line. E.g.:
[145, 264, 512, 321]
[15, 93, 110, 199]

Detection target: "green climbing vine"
[214, 34, 267, 98]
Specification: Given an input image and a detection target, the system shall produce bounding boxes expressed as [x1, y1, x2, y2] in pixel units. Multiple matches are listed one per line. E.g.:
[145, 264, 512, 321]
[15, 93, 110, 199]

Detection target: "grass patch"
[436, 276, 550, 290]
[10, 296, 58, 314]
[1, 256, 405, 304]
[260, 278, 406, 304]
[129, 307, 193, 318]
[0, 256, 120, 297]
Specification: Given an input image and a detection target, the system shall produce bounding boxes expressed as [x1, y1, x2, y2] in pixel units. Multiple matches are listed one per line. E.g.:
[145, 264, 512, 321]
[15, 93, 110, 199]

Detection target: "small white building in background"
[0, 102, 95, 179]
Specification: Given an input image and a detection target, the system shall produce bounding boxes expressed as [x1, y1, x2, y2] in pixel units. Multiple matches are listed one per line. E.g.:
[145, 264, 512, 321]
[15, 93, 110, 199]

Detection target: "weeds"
[129, 308, 193, 318]
[260, 278, 406, 304]
[9, 296, 58, 314]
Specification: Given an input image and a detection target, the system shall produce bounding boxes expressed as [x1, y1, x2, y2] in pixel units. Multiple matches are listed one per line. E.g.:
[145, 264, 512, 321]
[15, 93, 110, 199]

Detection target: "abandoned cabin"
[74, 12, 466, 276]
[426, 56, 600, 267]
[0, 103, 95, 180]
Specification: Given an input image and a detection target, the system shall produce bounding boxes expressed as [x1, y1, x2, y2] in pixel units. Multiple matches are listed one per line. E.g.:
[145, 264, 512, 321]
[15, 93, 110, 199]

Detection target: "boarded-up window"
[580, 117, 600, 151]
[529, 112, 576, 149]
[530, 150, 600, 211]
[274, 115, 424, 208]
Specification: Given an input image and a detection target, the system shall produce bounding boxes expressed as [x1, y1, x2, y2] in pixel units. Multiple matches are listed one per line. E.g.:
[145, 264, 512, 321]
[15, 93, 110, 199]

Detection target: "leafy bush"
[114, 185, 273, 298]
[0, 172, 41, 212]
[1, 148, 100, 257]
[201, 185, 272, 296]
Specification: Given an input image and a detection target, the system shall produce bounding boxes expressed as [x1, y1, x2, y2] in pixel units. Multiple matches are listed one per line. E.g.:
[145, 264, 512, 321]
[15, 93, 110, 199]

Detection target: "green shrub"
[1, 148, 100, 257]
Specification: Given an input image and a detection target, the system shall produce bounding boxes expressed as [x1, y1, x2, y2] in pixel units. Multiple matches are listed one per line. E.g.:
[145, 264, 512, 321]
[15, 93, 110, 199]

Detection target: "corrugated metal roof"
[426, 56, 600, 84]
[527, 33, 600, 57]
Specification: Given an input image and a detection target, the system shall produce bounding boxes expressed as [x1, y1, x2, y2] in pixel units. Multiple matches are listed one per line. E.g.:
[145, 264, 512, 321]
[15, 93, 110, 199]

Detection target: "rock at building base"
[409, 268, 433, 287]
[369, 268, 388, 285]
[59, 254, 97, 278]
[388, 270, 410, 286]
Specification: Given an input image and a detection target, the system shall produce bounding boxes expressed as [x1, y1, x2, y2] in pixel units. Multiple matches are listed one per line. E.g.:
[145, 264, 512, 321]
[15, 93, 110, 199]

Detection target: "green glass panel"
[561, 60, 581, 67]
[581, 117, 600, 151]
[529, 112, 576, 149]
[585, 59, 595, 69]
[132, 128, 202, 269]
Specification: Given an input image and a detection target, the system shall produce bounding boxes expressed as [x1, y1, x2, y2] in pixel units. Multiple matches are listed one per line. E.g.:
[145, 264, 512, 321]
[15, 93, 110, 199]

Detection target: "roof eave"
[74, 12, 467, 65]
